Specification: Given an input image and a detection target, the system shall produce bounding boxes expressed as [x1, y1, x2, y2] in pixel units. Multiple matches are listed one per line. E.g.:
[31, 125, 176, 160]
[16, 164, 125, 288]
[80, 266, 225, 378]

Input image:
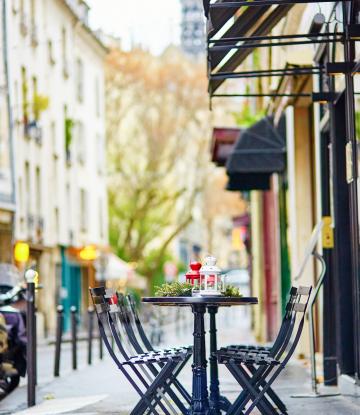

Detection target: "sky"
[87, 0, 182, 55]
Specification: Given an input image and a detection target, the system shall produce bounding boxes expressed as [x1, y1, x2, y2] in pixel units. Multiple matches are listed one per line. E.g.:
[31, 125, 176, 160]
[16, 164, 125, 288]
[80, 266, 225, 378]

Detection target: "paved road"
[1, 306, 359, 414]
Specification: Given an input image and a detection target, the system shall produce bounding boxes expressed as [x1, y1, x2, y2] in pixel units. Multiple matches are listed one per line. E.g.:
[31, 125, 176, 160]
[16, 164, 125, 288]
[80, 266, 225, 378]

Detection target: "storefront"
[202, 0, 360, 387]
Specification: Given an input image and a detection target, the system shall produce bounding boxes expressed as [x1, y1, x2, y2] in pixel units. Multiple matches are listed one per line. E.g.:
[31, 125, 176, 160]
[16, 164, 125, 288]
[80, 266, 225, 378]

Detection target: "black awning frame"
[210, 0, 349, 9]
[208, 4, 294, 93]
[210, 66, 322, 80]
[208, 32, 344, 44]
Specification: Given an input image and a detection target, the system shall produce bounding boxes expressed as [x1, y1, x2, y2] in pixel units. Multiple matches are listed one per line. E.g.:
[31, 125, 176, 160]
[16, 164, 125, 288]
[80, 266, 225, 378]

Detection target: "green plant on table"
[155, 282, 193, 297]
[223, 285, 242, 297]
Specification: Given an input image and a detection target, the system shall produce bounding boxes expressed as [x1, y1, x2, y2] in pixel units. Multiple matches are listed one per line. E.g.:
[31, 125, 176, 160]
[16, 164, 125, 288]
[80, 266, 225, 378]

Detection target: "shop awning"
[96, 253, 147, 291]
[211, 127, 241, 166]
[227, 116, 286, 174]
[227, 172, 272, 191]
[226, 115, 286, 191]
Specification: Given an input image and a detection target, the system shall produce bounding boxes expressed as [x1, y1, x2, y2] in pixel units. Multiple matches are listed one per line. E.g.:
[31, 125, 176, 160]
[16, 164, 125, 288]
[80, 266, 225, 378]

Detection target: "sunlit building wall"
[7, 0, 108, 333]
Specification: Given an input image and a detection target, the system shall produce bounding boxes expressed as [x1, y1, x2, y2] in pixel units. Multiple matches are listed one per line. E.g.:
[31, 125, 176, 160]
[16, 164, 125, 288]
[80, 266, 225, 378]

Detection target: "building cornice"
[57, 0, 108, 57]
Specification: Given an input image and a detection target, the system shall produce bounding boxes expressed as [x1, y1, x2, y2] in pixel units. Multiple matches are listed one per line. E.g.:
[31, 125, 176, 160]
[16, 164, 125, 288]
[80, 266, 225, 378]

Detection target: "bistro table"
[142, 296, 258, 415]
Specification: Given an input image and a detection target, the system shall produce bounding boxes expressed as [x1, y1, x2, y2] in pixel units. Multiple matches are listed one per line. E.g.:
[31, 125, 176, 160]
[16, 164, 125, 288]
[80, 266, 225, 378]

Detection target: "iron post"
[25, 270, 37, 407]
[70, 306, 77, 370]
[54, 305, 63, 377]
[87, 306, 94, 365]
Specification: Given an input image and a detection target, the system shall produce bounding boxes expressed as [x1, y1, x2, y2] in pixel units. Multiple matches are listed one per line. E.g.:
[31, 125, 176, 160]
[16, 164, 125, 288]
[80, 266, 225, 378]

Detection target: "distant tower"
[180, 0, 205, 58]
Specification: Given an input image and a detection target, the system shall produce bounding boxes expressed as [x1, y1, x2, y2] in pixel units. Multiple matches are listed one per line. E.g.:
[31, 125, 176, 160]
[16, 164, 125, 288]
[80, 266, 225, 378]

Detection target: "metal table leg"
[191, 304, 209, 415]
[208, 306, 231, 414]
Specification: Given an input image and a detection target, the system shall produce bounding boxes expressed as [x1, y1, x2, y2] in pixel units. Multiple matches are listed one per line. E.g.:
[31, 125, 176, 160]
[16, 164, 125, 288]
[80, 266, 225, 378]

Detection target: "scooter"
[0, 264, 27, 400]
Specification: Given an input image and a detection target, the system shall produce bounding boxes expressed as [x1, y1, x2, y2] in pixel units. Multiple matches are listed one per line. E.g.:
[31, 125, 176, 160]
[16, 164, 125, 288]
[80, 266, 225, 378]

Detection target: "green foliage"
[155, 282, 193, 297]
[355, 110, 360, 140]
[223, 285, 242, 297]
[22, 80, 29, 123]
[154, 282, 242, 297]
[232, 104, 265, 128]
[65, 118, 74, 151]
[33, 93, 49, 120]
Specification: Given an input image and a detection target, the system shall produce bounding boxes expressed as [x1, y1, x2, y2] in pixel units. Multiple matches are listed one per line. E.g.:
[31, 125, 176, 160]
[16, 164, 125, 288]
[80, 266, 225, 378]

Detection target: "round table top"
[142, 296, 258, 306]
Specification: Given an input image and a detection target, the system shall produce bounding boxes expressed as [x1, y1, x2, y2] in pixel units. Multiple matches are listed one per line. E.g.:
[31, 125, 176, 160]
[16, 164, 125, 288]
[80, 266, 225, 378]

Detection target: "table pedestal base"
[191, 304, 209, 415]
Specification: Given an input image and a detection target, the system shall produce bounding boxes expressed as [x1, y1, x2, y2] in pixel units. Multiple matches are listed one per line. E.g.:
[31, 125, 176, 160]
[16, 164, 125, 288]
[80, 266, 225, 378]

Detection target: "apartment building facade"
[3, 0, 108, 332]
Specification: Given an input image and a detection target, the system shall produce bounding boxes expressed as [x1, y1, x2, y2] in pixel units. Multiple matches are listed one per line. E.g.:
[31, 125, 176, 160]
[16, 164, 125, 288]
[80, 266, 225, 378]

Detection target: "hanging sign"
[322, 216, 334, 249]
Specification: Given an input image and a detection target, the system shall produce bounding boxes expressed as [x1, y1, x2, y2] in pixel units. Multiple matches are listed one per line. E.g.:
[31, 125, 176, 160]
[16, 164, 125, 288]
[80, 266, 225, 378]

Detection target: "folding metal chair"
[117, 293, 192, 408]
[217, 287, 299, 414]
[217, 286, 312, 415]
[90, 287, 191, 415]
[224, 287, 298, 355]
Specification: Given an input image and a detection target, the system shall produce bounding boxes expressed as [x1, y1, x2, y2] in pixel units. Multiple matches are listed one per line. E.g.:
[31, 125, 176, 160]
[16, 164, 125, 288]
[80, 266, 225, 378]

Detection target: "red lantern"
[185, 262, 201, 287]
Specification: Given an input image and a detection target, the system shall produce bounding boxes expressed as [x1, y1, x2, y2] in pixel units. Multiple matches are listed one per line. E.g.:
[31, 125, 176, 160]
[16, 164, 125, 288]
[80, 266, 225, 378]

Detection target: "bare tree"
[106, 46, 211, 285]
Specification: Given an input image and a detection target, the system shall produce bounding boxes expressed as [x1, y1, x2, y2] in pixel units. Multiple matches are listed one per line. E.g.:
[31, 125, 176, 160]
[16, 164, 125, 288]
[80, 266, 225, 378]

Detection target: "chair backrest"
[269, 286, 298, 357]
[116, 293, 148, 355]
[89, 286, 127, 366]
[127, 293, 154, 352]
[280, 286, 312, 365]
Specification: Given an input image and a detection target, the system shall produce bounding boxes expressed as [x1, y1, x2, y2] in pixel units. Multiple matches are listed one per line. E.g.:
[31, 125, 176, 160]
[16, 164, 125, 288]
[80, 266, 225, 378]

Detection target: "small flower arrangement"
[155, 282, 193, 297]
[155, 282, 242, 297]
[223, 285, 242, 297]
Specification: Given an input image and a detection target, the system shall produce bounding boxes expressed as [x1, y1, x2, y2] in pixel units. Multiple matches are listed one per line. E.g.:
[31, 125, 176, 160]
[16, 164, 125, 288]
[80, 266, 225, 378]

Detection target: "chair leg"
[132, 360, 180, 415]
[247, 364, 287, 413]
[171, 354, 192, 404]
[227, 362, 286, 415]
[244, 365, 285, 415]
[226, 361, 276, 415]
[150, 361, 190, 414]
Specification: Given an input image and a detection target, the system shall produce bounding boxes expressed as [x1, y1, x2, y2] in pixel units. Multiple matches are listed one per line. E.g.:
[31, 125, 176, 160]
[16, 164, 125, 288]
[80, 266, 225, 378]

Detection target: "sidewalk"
[1, 307, 359, 414]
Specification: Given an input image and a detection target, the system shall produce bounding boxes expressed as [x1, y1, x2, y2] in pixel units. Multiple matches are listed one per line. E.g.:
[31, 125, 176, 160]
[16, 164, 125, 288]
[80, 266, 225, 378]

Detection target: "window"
[21, 67, 29, 126]
[20, 0, 28, 36]
[99, 198, 104, 239]
[77, 121, 86, 164]
[32, 76, 37, 120]
[54, 207, 59, 239]
[97, 134, 105, 173]
[62, 28, 69, 78]
[64, 105, 73, 164]
[18, 178, 24, 232]
[13, 80, 19, 123]
[80, 189, 88, 232]
[95, 77, 100, 117]
[66, 183, 72, 236]
[76, 58, 84, 102]
[48, 40, 56, 65]
[30, 0, 38, 47]
[12, 0, 19, 14]
[35, 166, 41, 215]
[24, 161, 31, 217]
[51, 121, 58, 158]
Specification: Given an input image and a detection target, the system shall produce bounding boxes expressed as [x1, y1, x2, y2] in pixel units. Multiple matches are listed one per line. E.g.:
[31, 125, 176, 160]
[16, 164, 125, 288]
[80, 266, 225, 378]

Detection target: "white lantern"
[199, 256, 223, 296]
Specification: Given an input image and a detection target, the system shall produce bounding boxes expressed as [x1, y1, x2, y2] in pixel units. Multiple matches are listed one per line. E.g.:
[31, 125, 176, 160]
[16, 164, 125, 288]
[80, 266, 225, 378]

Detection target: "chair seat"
[154, 346, 193, 353]
[222, 344, 271, 354]
[216, 349, 280, 366]
[127, 349, 189, 365]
